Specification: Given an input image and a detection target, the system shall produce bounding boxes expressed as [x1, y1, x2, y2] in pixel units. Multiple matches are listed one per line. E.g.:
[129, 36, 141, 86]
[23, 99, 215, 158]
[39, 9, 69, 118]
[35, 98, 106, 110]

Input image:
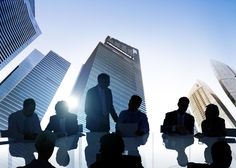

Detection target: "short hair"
[97, 73, 109, 82]
[55, 101, 68, 112]
[206, 104, 219, 117]
[23, 98, 35, 108]
[99, 133, 124, 155]
[178, 97, 189, 104]
[130, 95, 142, 105]
[35, 131, 56, 153]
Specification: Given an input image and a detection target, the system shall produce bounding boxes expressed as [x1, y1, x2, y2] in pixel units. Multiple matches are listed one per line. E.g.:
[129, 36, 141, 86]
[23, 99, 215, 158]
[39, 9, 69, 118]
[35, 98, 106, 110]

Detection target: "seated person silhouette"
[8, 98, 42, 140]
[162, 97, 194, 135]
[201, 104, 226, 137]
[187, 140, 232, 168]
[17, 131, 56, 168]
[90, 133, 143, 168]
[45, 101, 79, 137]
[117, 95, 149, 136]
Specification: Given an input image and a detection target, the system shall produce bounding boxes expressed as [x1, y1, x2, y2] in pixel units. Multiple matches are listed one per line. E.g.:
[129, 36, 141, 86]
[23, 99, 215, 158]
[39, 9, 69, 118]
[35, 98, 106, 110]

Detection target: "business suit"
[201, 117, 226, 137]
[162, 110, 194, 134]
[85, 85, 118, 132]
[46, 112, 78, 135]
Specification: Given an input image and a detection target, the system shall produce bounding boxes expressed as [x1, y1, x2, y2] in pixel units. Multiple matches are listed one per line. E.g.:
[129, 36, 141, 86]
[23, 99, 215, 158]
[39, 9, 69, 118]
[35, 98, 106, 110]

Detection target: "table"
[0, 132, 236, 168]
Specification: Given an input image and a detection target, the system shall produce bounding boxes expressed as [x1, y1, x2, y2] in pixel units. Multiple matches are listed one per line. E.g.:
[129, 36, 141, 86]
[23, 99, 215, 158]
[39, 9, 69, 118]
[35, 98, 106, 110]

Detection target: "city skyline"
[1, 1, 236, 132]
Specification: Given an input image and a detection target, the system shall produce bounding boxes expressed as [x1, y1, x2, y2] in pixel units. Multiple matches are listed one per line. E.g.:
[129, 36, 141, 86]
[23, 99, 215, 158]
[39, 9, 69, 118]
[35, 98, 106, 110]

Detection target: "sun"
[66, 96, 79, 111]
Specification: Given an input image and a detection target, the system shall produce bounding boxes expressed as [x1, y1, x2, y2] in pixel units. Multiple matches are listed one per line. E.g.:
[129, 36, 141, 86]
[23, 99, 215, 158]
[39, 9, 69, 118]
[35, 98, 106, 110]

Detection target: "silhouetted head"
[99, 133, 125, 158]
[211, 141, 232, 167]
[55, 101, 69, 116]
[35, 131, 56, 160]
[97, 73, 110, 89]
[177, 97, 189, 115]
[128, 95, 142, 111]
[56, 148, 70, 166]
[205, 104, 219, 120]
[23, 98, 36, 117]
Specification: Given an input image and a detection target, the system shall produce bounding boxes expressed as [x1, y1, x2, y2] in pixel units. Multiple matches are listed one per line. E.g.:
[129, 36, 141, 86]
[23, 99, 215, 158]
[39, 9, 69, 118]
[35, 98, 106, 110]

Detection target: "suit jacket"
[45, 112, 78, 135]
[162, 110, 194, 134]
[8, 110, 41, 140]
[85, 85, 118, 132]
[201, 117, 226, 137]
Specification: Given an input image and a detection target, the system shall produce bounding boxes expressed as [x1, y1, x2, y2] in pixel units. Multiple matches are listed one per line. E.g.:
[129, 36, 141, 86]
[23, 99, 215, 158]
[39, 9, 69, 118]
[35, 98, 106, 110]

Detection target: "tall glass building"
[211, 60, 236, 106]
[0, 0, 41, 70]
[189, 80, 236, 131]
[71, 36, 146, 131]
[0, 49, 70, 130]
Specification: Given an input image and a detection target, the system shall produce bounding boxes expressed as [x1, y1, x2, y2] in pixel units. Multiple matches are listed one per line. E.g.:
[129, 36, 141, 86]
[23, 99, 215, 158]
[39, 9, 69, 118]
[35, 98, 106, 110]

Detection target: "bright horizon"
[1, 0, 236, 132]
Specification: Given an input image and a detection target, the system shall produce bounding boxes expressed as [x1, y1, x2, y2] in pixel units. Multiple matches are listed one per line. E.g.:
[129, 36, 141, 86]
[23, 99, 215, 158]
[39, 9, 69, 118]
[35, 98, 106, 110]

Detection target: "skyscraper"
[71, 36, 146, 131]
[211, 60, 236, 106]
[0, 49, 70, 130]
[189, 80, 236, 131]
[0, 0, 41, 70]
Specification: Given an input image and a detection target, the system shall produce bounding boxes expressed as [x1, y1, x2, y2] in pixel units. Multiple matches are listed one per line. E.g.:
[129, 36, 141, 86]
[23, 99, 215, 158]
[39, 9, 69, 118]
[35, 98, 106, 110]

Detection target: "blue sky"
[2, 0, 236, 131]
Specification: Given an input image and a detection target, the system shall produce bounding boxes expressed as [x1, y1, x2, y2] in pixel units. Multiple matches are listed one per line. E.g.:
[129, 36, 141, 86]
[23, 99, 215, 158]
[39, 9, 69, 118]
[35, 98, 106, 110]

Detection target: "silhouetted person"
[188, 140, 232, 168]
[90, 133, 143, 168]
[17, 131, 56, 168]
[46, 101, 79, 137]
[201, 104, 226, 137]
[8, 98, 41, 140]
[117, 95, 149, 136]
[162, 97, 194, 135]
[162, 133, 194, 167]
[85, 73, 118, 132]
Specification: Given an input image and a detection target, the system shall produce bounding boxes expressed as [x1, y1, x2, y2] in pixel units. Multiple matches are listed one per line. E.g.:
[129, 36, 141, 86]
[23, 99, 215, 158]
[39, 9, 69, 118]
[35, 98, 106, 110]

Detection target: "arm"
[139, 113, 149, 134]
[162, 113, 175, 133]
[45, 117, 53, 131]
[85, 90, 91, 116]
[109, 90, 118, 122]
[34, 115, 42, 133]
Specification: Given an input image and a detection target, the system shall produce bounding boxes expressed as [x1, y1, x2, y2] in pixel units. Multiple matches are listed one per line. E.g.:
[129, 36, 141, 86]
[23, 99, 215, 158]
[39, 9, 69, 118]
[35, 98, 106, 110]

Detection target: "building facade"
[0, 0, 41, 70]
[211, 60, 236, 106]
[71, 36, 146, 131]
[0, 49, 70, 130]
[189, 80, 236, 131]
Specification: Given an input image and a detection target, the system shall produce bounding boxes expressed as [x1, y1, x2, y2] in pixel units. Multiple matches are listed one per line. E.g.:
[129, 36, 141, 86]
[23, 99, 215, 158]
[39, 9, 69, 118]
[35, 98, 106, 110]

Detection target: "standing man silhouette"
[85, 73, 118, 132]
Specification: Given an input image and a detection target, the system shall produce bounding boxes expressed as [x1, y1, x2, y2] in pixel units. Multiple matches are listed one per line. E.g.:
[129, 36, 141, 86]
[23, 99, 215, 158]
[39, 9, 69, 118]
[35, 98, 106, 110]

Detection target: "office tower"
[71, 36, 146, 131]
[0, 49, 70, 130]
[211, 60, 236, 106]
[0, 0, 41, 70]
[189, 80, 236, 131]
